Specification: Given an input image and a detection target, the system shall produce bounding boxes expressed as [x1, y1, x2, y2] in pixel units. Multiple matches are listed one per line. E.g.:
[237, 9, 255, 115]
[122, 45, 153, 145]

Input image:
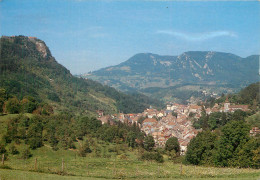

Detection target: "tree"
[0, 144, 7, 155]
[0, 88, 6, 113]
[172, 111, 178, 118]
[5, 97, 20, 114]
[214, 120, 251, 167]
[9, 143, 19, 155]
[165, 137, 180, 154]
[185, 131, 217, 165]
[21, 96, 37, 113]
[26, 116, 43, 149]
[126, 131, 137, 148]
[143, 135, 155, 151]
[231, 110, 248, 121]
[208, 112, 222, 130]
[234, 137, 260, 168]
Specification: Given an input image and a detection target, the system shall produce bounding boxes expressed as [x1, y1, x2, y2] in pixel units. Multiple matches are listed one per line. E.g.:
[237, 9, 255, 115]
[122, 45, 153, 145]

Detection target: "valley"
[0, 35, 259, 179]
[1, 1, 260, 179]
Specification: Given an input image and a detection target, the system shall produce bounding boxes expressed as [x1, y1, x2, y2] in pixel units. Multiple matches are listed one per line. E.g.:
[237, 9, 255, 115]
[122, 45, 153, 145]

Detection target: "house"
[146, 109, 158, 118]
[223, 97, 231, 112]
[167, 104, 173, 110]
[180, 140, 189, 155]
[132, 116, 140, 123]
[157, 111, 165, 118]
[165, 113, 177, 122]
[206, 108, 212, 115]
[250, 127, 260, 136]
[142, 118, 158, 126]
[96, 110, 104, 117]
[189, 104, 202, 114]
[98, 115, 113, 125]
[229, 105, 249, 112]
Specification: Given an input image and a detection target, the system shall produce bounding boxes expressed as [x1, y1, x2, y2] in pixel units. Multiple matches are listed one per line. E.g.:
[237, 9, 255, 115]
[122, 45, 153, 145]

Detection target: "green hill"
[0, 35, 163, 115]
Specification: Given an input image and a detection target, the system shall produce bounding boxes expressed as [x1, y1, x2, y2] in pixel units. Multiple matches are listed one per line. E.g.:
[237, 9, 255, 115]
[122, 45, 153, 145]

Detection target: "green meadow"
[0, 144, 260, 180]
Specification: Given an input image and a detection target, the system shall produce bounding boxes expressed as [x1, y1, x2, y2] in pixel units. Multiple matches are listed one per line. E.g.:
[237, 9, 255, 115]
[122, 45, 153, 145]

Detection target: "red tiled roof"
[229, 105, 249, 109]
[168, 121, 176, 126]
[180, 141, 189, 146]
[143, 118, 157, 124]
[132, 116, 140, 122]
[189, 105, 201, 109]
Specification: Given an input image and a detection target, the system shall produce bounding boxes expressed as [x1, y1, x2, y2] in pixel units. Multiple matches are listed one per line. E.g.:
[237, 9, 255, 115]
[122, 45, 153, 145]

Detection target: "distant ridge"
[83, 51, 259, 103]
[85, 51, 259, 90]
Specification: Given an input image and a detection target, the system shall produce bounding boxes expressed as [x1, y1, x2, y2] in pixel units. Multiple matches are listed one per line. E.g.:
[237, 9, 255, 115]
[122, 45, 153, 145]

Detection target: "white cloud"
[156, 30, 237, 41]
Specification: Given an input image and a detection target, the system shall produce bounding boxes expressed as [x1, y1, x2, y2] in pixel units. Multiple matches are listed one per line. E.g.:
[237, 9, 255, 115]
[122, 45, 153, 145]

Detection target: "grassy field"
[0, 145, 260, 180]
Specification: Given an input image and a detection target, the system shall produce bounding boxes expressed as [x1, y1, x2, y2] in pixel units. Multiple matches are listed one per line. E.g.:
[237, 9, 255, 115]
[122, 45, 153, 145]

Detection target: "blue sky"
[1, 0, 259, 74]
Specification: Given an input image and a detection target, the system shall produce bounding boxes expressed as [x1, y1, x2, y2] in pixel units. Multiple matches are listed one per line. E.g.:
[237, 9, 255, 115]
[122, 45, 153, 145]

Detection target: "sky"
[1, 0, 260, 74]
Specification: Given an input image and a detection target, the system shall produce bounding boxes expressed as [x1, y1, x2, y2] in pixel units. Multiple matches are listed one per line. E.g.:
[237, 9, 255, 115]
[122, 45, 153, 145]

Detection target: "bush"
[5, 97, 21, 114]
[141, 151, 164, 163]
[67, 138, 76, 149]
[143, 135, 155, 151]
[119, 153, 128, 160]
[52, 145, 59, 151]
[78, 141, 92, 157]
[168, 150, 178, 160]
[94, 146, 101, 157]
[165, 137, 180, 154]
[0, 165, 12, 169]
[9, 143, 19, 155]
[20, 146, 32, 159]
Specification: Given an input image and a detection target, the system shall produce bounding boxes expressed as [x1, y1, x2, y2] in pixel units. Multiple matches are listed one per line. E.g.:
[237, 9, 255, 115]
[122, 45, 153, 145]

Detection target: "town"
[98, 97, 252, 154]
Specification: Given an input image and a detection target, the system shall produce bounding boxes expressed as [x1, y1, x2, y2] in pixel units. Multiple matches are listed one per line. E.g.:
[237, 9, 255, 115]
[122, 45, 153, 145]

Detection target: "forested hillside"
[0, 36, 163, 115]
[88, 52, 259, 89]
[186, 82, 260, 168]
[213, 82, 260, 108]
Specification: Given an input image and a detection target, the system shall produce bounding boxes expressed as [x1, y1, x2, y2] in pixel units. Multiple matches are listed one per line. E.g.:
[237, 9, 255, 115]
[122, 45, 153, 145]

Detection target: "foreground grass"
[0, 146, 260, 180]
[0, 165, 259, 180]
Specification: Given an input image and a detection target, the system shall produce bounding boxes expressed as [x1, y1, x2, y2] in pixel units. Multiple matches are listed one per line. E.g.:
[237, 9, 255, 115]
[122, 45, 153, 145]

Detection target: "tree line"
[186, 113, 259, 168]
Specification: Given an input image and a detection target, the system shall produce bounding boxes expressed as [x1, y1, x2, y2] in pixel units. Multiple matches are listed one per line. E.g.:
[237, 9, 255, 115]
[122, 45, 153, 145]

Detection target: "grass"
[0, 145, 260, 180]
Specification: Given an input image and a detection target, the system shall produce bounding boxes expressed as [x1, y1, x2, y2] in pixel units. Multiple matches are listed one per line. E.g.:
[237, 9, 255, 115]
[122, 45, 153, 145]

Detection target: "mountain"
[0, 36, 163, 115]
[84, 52, 259, 103]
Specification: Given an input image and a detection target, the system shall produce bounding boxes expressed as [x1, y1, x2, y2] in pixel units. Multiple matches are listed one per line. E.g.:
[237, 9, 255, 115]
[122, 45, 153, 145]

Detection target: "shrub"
[5, 97, 21, 114]
[20, 146, 32, 159]
[78, 141, 92, 157]
[165, 137, 180, 154]
[143, 135, 155, 151]
[141, 151, 164, 163]
[9, 143, 19, 155]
